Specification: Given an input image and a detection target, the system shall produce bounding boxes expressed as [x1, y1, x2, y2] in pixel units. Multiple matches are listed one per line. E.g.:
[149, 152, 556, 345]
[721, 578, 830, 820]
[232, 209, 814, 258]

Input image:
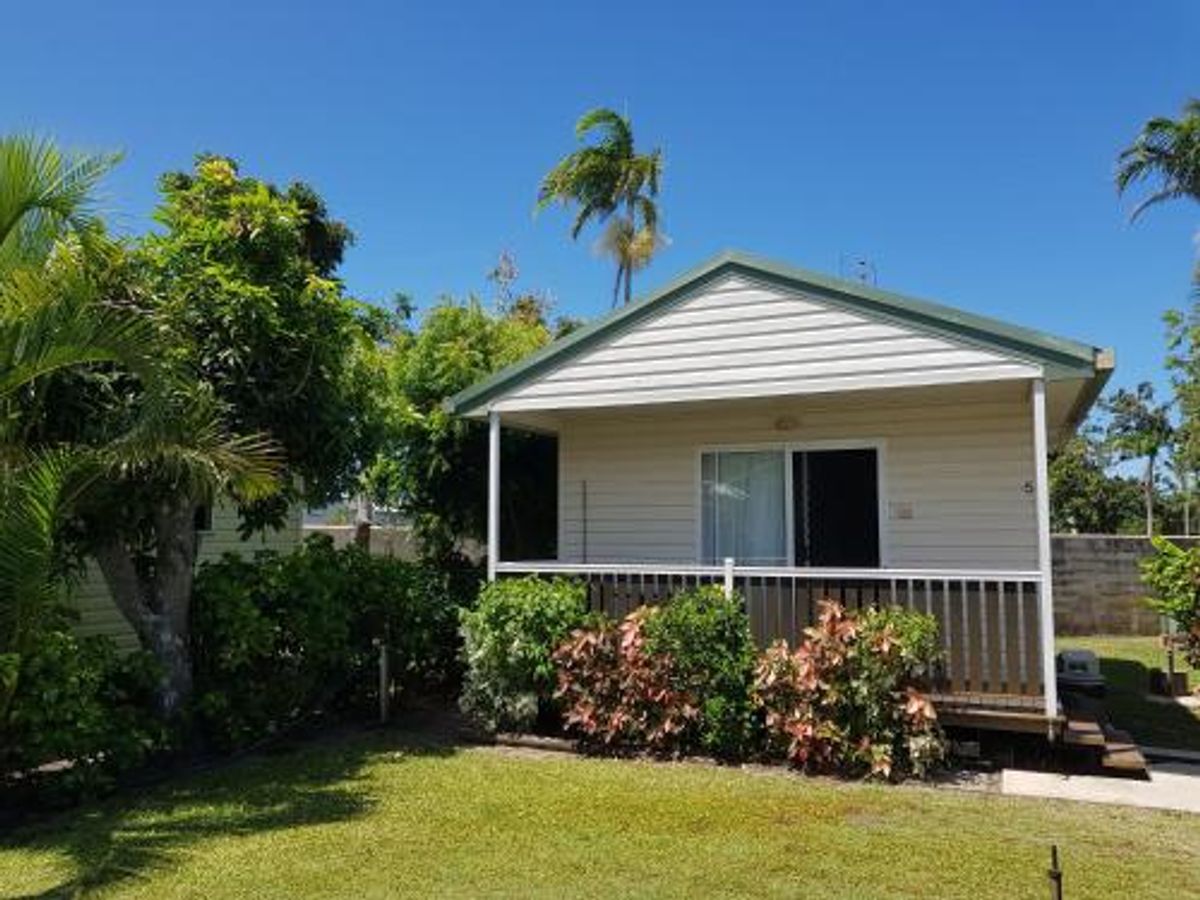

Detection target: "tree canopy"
[365, 265, 566, 561]
[137, 156, 385, 521]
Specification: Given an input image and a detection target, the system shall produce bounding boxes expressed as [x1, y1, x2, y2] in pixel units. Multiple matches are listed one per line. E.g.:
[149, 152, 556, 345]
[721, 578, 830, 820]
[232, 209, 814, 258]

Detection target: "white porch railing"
[495, 561, 1049, 711]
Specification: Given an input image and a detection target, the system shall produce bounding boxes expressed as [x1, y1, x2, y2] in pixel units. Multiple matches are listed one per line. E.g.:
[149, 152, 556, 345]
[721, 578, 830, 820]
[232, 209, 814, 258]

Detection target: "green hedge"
[192, 535, 477, 750]
[1, 621, 163, 804]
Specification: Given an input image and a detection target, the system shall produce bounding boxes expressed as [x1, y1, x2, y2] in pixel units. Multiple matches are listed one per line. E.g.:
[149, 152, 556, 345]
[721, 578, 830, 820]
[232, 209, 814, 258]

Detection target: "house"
[447, 251, 1114, 735]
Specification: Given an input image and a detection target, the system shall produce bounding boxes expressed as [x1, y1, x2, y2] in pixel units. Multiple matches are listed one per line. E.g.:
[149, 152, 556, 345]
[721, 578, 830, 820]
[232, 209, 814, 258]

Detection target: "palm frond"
[0, 258, 163, 400]
[102, 388, 282, 504]
[1115, 100, 1200, 219]
[0, 134, 121, 271]
[0, 448, 93, 655]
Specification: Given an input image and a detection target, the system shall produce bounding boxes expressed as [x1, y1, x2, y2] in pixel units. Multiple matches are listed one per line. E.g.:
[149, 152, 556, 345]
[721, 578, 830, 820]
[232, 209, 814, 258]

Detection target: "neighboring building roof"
[446, 250, 1113, 418]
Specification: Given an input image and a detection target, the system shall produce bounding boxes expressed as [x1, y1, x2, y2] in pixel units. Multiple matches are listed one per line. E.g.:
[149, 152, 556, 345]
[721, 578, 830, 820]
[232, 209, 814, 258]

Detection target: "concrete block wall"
[1052, 534, 1195, 636]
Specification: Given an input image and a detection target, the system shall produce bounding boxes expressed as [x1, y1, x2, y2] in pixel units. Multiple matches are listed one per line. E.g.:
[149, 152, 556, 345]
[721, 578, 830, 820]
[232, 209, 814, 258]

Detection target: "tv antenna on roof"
[838, 254, 877, 286]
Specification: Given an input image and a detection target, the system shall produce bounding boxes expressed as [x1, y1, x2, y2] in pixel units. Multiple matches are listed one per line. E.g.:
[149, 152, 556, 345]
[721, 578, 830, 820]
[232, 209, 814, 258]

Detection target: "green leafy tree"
[0, 139, 280, 718]
[538, 108, 664, 306]
[366, 262, 562, 561]
[78, 155, 387, 711]
[1049, 426, 1143, 533]
[137, 156, 384, 516]
[1103, 383, 1175, 536]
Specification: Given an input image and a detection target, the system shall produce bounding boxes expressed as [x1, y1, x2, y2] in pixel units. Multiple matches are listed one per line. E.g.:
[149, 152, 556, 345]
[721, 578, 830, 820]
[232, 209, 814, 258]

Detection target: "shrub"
[459, 576, 590, 731]
[642, 586, 756, 757]
[191, 535, 472, 750]
[1141, 536, 1200, 668]
[553, 608, 700, 753]
[1, 625, 163, 803]
[553, 586, 755, 757]
[754, 601, 944, 780]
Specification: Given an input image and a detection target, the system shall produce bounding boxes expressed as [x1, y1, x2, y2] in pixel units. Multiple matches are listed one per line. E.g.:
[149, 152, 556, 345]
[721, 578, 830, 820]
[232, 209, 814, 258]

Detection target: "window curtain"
[701, 450, 786, 565]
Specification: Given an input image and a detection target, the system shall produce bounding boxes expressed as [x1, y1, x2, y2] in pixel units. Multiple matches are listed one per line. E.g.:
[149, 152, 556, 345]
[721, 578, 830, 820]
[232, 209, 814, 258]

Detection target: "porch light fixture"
[773, 415, 800, 432]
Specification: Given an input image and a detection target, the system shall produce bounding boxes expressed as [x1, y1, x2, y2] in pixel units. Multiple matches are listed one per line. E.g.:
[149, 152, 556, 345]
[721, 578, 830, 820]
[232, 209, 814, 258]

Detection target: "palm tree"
[537, 108, 664, 306]
[1116, 99, 1200, 219]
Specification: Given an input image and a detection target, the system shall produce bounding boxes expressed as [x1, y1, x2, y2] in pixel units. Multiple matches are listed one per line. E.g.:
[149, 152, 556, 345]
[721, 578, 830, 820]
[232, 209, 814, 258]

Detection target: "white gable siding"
[497, 275, 1041, 412]
[556, 384, 1037, 570]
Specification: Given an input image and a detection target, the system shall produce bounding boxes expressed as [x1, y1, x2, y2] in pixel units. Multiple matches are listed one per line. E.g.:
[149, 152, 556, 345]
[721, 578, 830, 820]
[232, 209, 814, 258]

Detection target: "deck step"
[1063, 720, 1106, 748]
[1099, 726, 1149, 779]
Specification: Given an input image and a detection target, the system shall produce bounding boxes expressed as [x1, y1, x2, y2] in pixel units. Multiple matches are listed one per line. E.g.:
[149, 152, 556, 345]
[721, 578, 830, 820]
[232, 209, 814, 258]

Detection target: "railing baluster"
[978, 579, 989, 692]
[997, 581, 1008, 693]
[942, 578, 953, 688]
[961, 579, 970, 692]
[790, 575, 798, 646]
[1016, 580, 1028, 693]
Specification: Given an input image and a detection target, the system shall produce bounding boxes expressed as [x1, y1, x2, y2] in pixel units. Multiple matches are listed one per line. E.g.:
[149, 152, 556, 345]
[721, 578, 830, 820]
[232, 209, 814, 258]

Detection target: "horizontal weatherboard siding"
[556, 383, 1037, 571]
[497, 276, 1040, 412]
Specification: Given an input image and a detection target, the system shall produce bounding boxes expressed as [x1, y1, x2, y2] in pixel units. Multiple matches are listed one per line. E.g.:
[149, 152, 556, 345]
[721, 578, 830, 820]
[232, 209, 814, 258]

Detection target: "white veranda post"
[1031, 378, 1058, 726]
[487, 409, 500, 582]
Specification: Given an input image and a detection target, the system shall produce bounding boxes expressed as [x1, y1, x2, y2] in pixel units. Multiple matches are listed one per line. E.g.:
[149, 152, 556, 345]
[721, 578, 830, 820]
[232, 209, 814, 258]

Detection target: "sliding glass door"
[700, 446, 880, 567]
[700, 450, 787, 565]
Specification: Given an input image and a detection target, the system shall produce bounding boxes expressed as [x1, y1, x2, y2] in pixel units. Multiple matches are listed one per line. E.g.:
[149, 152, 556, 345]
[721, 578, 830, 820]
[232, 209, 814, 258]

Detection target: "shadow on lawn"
[7, 724, 461, 899]
[1099, 657, 1200, 751]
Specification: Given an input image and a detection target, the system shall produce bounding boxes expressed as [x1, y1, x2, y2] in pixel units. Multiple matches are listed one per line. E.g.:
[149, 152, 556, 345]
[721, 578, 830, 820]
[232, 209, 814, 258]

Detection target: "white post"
[1031, 379, 1059, 729]
[723, 557, 735, 599]
[487, 409, 500, 582]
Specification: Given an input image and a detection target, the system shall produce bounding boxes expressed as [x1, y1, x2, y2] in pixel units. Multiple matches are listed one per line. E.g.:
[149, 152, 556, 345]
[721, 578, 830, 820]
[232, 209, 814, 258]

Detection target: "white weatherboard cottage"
[447, 252, 1113, 734]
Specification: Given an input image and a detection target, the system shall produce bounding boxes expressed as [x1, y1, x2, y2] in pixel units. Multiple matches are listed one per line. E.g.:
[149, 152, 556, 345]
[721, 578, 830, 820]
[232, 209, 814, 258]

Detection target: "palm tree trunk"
[612, 263, 624, 308]
[624, 264, 632, 305]
[1146, 455, 1155, 537]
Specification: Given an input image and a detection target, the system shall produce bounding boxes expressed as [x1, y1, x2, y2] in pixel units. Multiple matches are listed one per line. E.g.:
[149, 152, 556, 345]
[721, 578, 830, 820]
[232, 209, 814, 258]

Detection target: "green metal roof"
[446, 250, 1113, 416]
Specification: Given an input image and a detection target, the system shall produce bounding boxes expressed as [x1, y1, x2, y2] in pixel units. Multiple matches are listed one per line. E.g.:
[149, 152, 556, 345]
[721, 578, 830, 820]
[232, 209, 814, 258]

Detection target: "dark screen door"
[793, 449, 880, 567]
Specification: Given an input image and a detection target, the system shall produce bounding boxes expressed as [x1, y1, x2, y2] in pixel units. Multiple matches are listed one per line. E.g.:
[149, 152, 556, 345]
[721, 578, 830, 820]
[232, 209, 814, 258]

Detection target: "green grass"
[1059, 634, 1200, 751]
[2, 726, 1198, 899]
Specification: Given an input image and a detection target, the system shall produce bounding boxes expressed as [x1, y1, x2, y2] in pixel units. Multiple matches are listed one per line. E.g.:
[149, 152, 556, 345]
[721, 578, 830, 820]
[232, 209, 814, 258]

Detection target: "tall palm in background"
[1118, 100, 1200, 534]
[1116, 98, 1200, 219]
[0, 136, 278, 717]
[537, 108, 664, 307]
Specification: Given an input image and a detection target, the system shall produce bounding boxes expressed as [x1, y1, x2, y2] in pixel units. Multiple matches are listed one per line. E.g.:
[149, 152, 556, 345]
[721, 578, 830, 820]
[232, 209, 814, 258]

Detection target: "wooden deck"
[932, 691, 1056, 734]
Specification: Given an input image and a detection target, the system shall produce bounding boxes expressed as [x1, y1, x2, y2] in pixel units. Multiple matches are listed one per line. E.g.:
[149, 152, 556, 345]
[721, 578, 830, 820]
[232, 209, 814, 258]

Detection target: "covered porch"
[482, 379, 1067, 731]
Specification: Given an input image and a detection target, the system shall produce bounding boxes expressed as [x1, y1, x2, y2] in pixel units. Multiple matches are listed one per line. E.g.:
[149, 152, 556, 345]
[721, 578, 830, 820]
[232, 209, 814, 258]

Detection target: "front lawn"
[3, 725, 1198, 899]
[1059, 634, 1200, 751]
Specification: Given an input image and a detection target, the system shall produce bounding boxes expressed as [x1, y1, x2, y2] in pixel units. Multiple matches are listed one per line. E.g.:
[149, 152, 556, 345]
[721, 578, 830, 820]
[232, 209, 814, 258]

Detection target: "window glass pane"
[700, 450, 786, 565]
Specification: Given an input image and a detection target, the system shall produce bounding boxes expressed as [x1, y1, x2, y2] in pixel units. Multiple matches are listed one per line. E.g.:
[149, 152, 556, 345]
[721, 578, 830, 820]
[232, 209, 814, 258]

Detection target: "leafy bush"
[459, 576, 590, 731]
[553, 587, 754, 757]
[191, 535, 471, 750]
[1, 626, 163, 802]
[553, 608, 699, 753]
[641, 586, 756, 757]
[754, 601, 944, 780]
[1141, 536, 1200, 667]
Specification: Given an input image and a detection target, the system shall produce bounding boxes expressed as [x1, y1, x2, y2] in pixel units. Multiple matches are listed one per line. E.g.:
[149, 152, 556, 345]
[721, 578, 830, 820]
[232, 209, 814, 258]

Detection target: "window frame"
[694, 438, 888, 567]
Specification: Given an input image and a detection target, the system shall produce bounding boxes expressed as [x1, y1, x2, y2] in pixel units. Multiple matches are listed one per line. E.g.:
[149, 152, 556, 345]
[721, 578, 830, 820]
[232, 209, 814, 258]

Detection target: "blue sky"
[4, 1, 1198, 391]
